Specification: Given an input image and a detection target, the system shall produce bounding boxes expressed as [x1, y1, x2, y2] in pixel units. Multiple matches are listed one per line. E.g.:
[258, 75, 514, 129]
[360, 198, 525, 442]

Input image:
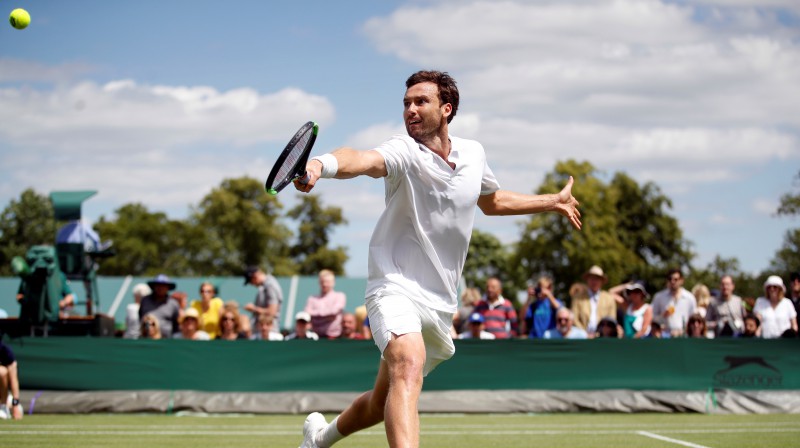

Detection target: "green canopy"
[50, 191, 97, 221]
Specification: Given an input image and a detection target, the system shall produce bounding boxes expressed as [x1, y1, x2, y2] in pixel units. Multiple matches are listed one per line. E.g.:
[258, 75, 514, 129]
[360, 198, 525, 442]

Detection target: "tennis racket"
[264, 121, 319, 195]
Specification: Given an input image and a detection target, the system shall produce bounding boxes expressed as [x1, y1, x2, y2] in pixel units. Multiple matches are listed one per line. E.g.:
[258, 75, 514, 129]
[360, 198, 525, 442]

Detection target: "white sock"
[315, 416, 344, 448]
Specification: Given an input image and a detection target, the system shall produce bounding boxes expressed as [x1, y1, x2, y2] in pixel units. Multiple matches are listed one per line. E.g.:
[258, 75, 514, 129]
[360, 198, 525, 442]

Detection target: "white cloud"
[752, 198, 778, 215]
[0, 74, 337, 212]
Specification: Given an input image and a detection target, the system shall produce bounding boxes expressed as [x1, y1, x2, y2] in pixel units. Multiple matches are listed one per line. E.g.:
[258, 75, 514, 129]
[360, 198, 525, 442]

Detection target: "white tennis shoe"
[0, 404, 9, 420]
[298, 412, 327, 448]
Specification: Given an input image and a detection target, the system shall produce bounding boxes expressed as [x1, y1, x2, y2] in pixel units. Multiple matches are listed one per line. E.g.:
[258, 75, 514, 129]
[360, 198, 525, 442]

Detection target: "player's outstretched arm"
[477, 176, 582, 230]
[294, 148, 387, 193]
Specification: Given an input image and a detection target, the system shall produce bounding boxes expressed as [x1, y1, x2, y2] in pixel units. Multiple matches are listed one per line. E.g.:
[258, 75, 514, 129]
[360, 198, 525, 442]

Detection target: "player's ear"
[441, 102, 452, 119]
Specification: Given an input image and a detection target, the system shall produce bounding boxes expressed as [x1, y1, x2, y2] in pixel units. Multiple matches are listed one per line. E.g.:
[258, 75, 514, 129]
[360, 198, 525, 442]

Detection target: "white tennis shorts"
[366, 292, 456, 376]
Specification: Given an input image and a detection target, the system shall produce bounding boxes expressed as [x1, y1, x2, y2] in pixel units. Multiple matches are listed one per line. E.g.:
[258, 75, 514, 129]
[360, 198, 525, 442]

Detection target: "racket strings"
[276, 130, 312, 181]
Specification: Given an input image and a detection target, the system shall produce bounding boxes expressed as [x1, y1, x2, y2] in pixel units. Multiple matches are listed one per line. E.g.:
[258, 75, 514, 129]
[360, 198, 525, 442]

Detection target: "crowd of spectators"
[124, 266, 800, 341]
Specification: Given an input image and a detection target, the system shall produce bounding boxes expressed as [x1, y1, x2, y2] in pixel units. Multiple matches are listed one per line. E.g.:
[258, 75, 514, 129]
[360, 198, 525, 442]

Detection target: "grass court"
[1, 412, 798, 447]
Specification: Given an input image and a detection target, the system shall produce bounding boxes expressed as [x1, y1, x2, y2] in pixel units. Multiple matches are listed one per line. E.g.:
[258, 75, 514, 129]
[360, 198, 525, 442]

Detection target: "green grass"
[1, 412, 798, 447]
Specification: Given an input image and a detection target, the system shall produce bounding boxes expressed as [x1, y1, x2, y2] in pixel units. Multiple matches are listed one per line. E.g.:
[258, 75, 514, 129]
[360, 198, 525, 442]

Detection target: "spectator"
[304, 269, 347, 338]
[739, 314, 760, 338]
[647, 321, 666, 339]
[789, 272, 800, 319]
[686, 313, 708, 338]
[543, 309, 588, 339]
[362, 316, 372, 340]
[0, 341, 23, 420]
[651, 268, 697, 337]
[454, 287, 482, 334]
[124, 283, 151, 339]
[218, 308, 247, 340]
[190, 282, 224, 340]
[252, 313, 284, 341]
[171, 290, 188, 310]
[473, 277, 518, 339]
[595, 317, 621, 338]
[140, 314, 162, 340]
[175, 308, 210, 340]
[753, 275, 798, 339]
[243, 265, 283, 327]
[285, 311, 320, 341]
[522, 275, 563, 339]
[139, 274, 181, 339]
[706, 275, 746, 337]
[691, 284, 711, 319]
[458, 312, 496, 340]
[340, 313, 365, 340]
[571, 266, 619, 338]
[622, 281, 652, 339]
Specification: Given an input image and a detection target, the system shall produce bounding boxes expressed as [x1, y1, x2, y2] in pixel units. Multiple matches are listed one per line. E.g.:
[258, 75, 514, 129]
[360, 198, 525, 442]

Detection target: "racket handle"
[298, 172, 310, 185]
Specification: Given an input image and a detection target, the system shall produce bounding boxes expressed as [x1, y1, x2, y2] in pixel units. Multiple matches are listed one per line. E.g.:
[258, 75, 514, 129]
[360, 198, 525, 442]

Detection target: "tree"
[93, 203, 190, 276]
[510, 160, 692, 300]
[192, 177, 295, 276]
[776, 170, 800, 218]
[610, 172, 694, 289]
[287, 195, 348, 275]
[769, 170, 800, 286]
[463, 229, 510, 290]
[0, 189, 58, 276]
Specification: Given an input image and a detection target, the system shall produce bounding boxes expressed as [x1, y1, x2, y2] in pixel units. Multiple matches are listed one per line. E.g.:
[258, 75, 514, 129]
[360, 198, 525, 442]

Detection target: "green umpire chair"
[50, 191, 114, 316]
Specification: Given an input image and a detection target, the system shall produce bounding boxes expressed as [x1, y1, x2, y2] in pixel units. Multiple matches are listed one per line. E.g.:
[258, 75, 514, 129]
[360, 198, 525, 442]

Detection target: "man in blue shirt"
[523, 275, 563, 338]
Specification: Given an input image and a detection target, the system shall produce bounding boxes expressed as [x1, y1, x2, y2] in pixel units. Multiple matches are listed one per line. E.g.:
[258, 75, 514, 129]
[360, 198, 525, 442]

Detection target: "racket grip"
[298, 172, 310, 185]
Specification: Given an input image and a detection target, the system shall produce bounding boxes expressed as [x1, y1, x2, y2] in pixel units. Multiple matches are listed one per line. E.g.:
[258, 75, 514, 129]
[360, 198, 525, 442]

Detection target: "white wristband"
[311, 154, 338, 178]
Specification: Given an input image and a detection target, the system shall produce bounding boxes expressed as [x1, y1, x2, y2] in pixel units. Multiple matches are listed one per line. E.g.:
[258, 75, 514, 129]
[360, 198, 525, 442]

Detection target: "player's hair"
[406, 70, 459, 123]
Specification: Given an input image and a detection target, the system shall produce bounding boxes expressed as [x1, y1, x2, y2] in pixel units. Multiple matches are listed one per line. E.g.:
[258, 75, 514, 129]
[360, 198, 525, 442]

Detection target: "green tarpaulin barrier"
[8, 338, 799, 392]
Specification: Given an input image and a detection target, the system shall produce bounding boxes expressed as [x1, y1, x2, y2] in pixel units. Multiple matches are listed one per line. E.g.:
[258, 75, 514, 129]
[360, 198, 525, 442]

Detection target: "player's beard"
[407, 113, 447, 143]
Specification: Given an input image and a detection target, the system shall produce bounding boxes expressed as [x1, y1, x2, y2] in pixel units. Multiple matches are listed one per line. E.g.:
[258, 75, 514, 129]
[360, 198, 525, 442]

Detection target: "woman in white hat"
[753, 275, 798, 338]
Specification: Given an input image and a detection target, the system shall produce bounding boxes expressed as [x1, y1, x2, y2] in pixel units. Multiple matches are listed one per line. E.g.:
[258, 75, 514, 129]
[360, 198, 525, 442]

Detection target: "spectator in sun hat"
[175, 308, 210, 341]
[285, 311, 320, 341]
[571, 265, 620, 338]
[138, 274, 181, 338]
[243, 265, 284, 328]
[753, 275, 798, 339]
[458, 312, 496, 340]
[621, 281, 652, 339]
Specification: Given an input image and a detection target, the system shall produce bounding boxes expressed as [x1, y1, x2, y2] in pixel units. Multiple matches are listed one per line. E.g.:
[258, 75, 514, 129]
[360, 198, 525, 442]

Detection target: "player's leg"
[382, 331, 426, 447]
[334, 358, 391, 436]
[0, 365, 8, 402]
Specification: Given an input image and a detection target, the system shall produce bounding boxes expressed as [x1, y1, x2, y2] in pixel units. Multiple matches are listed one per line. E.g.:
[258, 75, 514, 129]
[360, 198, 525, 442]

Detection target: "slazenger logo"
[713, 356, 783, 388]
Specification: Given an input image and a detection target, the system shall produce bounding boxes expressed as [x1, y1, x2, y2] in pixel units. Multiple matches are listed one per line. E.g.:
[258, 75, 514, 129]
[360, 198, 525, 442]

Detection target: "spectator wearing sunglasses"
[543, 308, 587, 339]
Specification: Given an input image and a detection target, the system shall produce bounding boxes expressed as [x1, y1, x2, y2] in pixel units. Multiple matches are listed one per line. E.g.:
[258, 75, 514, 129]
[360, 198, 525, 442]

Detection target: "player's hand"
[556, 176, 582, 230]
[294, 160, 322, 193]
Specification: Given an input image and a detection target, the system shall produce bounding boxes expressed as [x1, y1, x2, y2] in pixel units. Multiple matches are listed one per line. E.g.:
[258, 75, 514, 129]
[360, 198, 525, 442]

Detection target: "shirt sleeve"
[374, 135, 414, 179]
[480, 152, 501, 195]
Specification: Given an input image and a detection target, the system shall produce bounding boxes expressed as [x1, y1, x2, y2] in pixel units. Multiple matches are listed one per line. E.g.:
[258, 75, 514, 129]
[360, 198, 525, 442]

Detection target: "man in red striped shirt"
[472, 277, 518, 339]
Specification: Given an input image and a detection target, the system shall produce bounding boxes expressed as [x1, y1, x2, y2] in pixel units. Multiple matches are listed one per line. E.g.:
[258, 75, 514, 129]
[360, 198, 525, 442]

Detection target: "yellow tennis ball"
[9, 8, 31, 30]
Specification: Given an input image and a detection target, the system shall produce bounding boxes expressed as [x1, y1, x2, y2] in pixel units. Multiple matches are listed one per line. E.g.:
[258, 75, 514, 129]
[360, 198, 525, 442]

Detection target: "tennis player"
[294, 70, 582, 448]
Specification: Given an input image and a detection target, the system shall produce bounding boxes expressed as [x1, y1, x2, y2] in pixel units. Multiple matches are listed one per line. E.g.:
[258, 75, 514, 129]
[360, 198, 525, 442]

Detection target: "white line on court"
[637, 431, 711, 448]
[3, 428, 800, 437]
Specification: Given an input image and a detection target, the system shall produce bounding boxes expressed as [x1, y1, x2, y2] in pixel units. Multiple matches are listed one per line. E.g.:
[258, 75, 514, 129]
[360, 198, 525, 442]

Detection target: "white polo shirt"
[365, 134, 500, 313]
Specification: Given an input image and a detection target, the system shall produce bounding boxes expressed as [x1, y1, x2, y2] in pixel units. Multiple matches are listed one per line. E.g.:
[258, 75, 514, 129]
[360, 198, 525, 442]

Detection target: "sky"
[1, 0, 798, 278]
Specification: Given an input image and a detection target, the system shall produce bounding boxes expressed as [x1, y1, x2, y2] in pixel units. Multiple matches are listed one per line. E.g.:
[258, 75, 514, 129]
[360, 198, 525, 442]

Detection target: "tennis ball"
[9, 8, 30, 30]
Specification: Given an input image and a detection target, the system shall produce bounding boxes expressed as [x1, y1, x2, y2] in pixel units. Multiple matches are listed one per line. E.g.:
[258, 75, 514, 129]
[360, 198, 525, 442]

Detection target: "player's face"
[403, 82, 451, 141]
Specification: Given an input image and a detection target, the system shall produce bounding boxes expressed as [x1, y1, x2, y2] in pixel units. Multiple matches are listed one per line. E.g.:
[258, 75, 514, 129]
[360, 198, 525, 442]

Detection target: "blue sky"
[1, 0, 798, 278]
